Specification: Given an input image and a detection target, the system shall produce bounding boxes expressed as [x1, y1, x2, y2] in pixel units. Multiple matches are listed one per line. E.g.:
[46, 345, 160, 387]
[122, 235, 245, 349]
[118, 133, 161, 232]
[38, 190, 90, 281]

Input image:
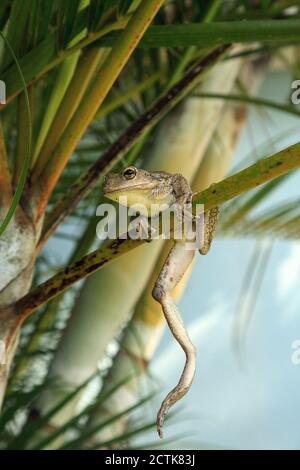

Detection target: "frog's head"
[103, 166, 156, 194]
[103, 166, 173, 211]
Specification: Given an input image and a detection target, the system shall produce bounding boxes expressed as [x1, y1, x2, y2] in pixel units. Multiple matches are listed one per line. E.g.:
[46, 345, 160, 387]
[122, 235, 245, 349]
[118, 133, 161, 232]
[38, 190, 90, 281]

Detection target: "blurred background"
[1, 0, 300, 451]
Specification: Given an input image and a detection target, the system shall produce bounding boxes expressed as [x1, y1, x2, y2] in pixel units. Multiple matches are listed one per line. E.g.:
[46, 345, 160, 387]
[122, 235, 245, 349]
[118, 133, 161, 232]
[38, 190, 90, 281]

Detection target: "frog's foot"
[157, 375, 193, 439]
[171, 199, 195, 242]
[199, 206, 219, 255]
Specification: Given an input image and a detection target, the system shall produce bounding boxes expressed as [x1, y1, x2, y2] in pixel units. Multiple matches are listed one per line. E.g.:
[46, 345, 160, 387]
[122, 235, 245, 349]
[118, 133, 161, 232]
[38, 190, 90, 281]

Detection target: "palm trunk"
[0, 207, 38, 406]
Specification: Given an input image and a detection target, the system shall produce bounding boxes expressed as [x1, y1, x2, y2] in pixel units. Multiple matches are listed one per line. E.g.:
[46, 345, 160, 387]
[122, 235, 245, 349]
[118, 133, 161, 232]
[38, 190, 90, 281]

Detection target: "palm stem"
[32, 47, 104, 179]
[2, 14, 130, 104]
[194, 92, 300, 118]
[99, 19, 300, 48]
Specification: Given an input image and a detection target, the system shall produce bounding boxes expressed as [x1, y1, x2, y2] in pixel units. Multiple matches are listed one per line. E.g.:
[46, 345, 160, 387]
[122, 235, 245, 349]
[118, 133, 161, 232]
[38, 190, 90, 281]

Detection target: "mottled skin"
[103, 166, 219, 438]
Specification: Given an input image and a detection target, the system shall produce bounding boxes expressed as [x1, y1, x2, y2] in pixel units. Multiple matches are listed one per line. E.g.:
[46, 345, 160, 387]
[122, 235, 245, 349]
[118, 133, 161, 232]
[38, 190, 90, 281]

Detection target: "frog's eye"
[123, 166, 137, 180]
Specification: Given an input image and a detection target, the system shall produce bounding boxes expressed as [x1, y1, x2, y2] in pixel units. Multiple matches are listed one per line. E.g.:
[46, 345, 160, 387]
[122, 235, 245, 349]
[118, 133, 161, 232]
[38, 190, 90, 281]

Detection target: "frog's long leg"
[152, 241, 196, 438]
[199, 207, 219, 255]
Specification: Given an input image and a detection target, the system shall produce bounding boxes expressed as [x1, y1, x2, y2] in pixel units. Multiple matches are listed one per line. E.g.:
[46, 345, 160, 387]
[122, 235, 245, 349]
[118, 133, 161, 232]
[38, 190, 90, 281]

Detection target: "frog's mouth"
[104, 184, 155, 195]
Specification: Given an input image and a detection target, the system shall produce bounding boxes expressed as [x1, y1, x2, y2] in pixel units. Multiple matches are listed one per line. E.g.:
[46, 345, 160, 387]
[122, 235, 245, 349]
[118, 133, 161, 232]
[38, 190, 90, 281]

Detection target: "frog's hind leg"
[152, 241, 196, 438]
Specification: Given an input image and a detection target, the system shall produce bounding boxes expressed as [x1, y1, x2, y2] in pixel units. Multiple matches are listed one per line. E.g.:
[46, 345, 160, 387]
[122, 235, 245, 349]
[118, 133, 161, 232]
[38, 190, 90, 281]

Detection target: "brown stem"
[8, 238, 141, 350]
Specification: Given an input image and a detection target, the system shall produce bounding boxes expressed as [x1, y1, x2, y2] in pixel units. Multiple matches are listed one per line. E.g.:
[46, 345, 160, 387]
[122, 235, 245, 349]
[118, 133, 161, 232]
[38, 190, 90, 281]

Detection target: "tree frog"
[103, 166, 219, 437]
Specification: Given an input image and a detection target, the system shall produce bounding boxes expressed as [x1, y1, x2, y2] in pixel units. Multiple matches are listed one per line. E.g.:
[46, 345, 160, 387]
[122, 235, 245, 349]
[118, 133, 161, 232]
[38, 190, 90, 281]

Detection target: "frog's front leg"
[129, 215, 156, 241]
[199, 207, 219, 255]
[152, 241, 196, 438]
